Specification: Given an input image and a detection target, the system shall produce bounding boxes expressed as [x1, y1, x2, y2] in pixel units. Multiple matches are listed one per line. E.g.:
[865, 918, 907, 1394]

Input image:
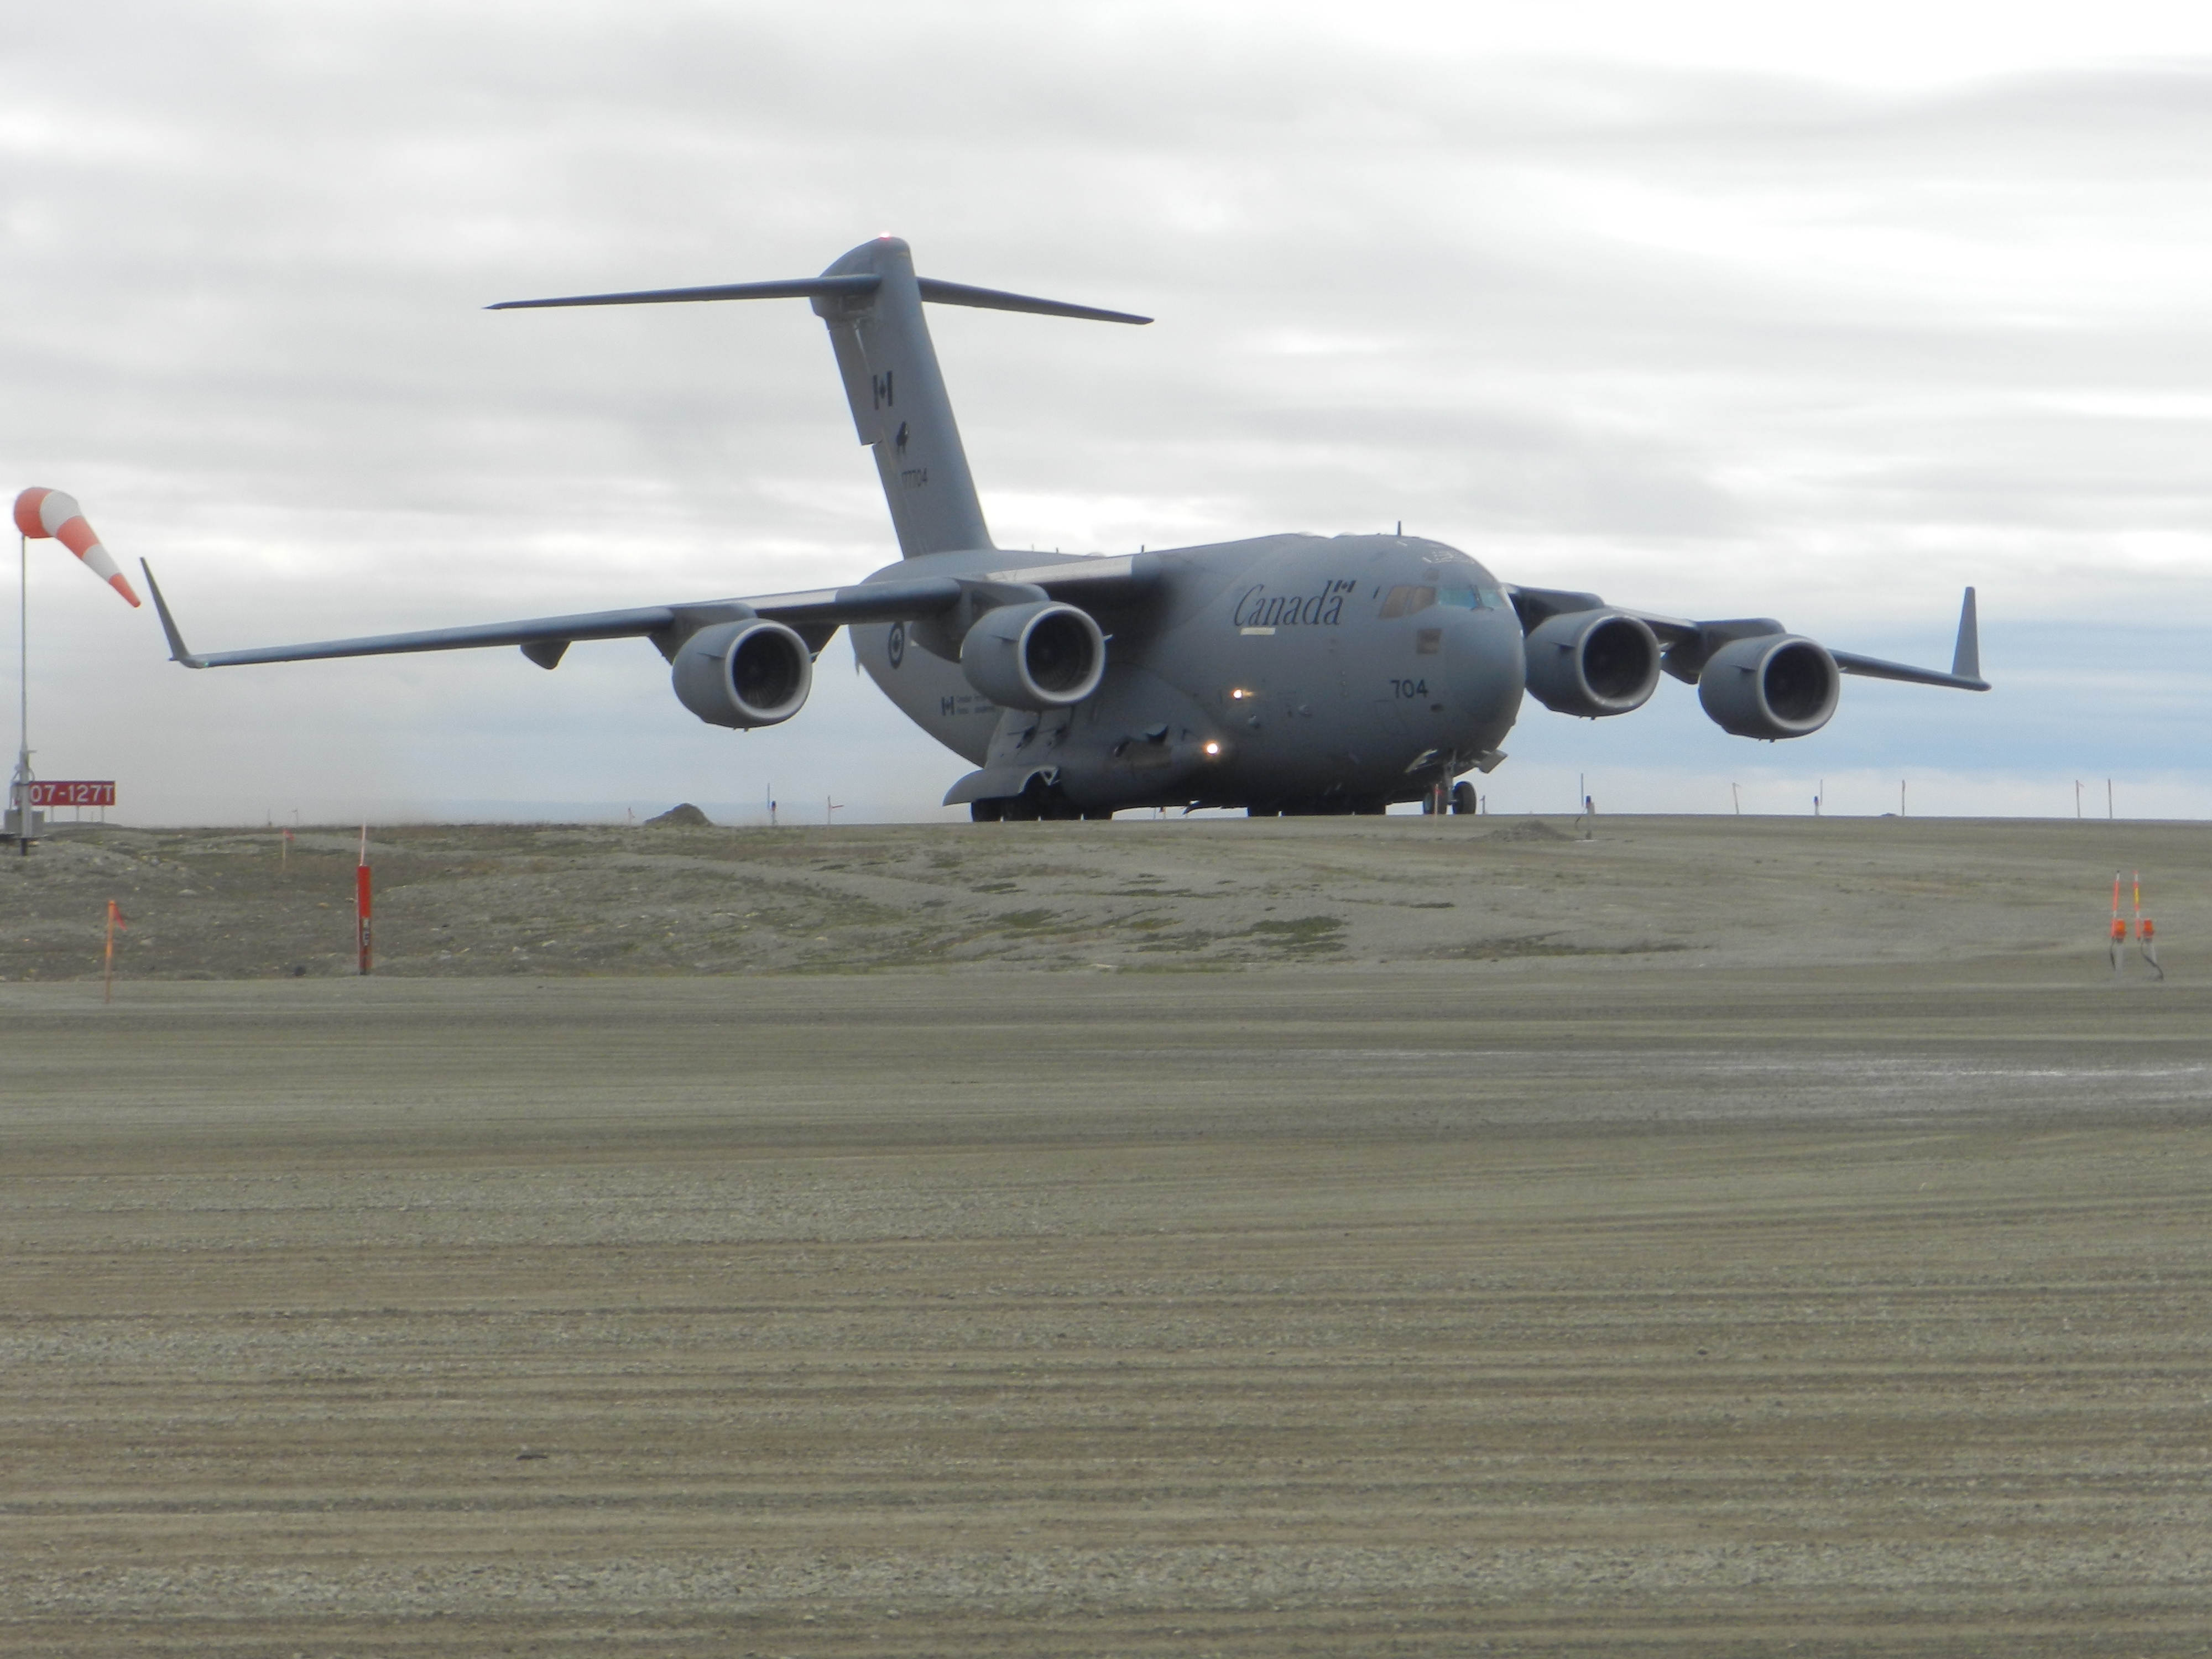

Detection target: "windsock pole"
[11, 530, 28, 855]
[357, 826, 372, 975]
[11, 489, 142, 855]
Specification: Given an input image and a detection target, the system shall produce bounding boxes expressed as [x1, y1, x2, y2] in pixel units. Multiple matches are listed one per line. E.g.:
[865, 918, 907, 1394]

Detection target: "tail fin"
[811, 237, 990, 557]
[492, 236, 1149, 560]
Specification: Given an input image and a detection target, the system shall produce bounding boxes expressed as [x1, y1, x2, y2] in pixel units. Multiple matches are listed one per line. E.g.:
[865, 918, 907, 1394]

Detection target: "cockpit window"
[1384, 582, 1503, 618]
[1379, 585, 1436, 619]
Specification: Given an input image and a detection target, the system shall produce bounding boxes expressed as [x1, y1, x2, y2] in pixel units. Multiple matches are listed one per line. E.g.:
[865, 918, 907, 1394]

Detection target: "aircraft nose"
[1444, 612, 1526, 745]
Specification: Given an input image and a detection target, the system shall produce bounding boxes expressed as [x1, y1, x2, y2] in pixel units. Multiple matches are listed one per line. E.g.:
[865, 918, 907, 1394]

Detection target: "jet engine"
[959, 600, 1106, 710]
[1697, 634, 1839, 739]
[671, 619, 813, 729]
[1522, 611, 1661, 718]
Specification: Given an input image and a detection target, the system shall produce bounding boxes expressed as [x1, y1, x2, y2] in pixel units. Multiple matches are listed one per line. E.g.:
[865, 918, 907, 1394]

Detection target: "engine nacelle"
[959, 601, 1106, 710]
[1523, 610, 1661, 718]
[671, 619, 813, 729]
[1697, 634, 1839, 739]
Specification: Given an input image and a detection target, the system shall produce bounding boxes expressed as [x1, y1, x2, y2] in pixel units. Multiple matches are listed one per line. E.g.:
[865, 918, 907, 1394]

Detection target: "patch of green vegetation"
[1244, 915, 1346, 953]
[972, 880, 1019, 894]
[1431, 935, 1689, 961]
[996, 908, 1061, 932]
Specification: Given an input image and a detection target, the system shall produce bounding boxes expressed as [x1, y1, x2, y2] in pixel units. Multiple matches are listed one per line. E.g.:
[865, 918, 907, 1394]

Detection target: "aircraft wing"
[1509, 585, 1989, 692]
[142, 564, 972, 670]
[142, 552, 1164, 671]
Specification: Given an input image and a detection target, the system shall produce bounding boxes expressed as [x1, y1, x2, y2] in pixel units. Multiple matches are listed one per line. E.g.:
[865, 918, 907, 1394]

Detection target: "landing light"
[1203, 742, 1222, 757]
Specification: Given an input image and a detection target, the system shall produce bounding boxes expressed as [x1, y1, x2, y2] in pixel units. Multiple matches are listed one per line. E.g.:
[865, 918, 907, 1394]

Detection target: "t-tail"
[490, 236, 1149, 559]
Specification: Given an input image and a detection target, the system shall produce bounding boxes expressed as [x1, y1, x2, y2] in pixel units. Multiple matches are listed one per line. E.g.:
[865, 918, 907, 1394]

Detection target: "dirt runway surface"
[4, 819, 2210, 1655]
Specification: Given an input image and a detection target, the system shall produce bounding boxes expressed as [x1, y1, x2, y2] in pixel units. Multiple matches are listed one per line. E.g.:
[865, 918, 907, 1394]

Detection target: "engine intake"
[1522, 611, 1661, 718]
[671, 619, 813, 729]
[1697, 634, 1839, 740]
[960, 600, 1105, 710]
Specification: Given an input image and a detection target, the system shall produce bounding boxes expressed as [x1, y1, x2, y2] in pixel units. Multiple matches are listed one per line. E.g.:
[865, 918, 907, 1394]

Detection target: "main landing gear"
[1418, 782, 1480, 815]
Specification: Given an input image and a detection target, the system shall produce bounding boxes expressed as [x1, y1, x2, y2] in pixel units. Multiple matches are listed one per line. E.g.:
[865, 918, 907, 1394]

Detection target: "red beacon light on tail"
[12, 488, 140, 608]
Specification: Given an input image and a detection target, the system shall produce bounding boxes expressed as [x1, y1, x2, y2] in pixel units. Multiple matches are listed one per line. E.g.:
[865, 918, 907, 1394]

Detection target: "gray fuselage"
[852, 531, 1525, 813]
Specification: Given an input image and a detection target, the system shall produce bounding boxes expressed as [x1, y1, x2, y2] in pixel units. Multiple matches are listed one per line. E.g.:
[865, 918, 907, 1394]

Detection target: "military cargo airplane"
[145, 235, 1986, 818]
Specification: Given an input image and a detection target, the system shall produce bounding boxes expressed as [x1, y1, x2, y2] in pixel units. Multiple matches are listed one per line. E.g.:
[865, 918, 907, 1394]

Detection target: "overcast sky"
[6, 1, 2211, 824]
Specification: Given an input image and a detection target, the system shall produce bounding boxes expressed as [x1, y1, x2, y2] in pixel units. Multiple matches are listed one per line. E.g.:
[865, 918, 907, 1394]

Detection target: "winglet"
[140, 560, 206, 669]
[1950, 586, 1980, 683]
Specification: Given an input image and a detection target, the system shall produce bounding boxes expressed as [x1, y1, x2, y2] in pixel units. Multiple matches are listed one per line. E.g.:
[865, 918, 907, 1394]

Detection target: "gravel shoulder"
[3, 813, 2205, 981]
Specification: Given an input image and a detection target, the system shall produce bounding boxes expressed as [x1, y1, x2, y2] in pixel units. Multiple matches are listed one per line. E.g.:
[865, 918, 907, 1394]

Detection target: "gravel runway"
[3, 818, 2209, 1655]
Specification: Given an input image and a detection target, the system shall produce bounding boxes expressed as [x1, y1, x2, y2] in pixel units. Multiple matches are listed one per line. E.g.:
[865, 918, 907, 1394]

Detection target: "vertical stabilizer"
[812, 238, 992, 559]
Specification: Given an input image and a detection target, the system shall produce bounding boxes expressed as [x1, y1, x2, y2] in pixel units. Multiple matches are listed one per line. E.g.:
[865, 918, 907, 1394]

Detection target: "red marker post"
[356, 827, 372, 975]
[2110, 873, 2126, 977]
[2136, 872, 2164, 982]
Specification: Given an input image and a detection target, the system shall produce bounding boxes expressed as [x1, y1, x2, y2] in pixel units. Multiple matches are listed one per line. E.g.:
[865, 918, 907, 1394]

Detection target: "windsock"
[11, 488, 140, 608]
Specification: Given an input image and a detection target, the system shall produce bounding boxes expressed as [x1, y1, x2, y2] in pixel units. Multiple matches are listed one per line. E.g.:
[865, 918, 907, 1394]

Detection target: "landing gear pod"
[1697, 634, 1839, 739]
[671, 619, 813, 729]
[960, 601, 1105, 711]
[1523, 611, 1661, 718]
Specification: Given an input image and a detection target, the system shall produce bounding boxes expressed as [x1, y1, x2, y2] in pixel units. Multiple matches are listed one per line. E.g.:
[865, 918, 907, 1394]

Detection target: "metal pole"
[12, 531, 29, 855]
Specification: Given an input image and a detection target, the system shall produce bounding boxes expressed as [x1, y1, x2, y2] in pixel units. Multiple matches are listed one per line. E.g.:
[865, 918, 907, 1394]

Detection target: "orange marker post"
[103, 899, 125, 1003]
[2110, 873, 2126, 976]
[2136, 872, 2164, 982]
[356, 826, 372, 975]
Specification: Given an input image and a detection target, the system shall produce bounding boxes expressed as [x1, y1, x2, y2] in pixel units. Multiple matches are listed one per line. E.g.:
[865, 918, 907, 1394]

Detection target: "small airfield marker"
[357, 826, 372, 975]
[102, 899, 124, 1003]
[2111, 873, 2125, 977]
[2135, 872, 2164, 982]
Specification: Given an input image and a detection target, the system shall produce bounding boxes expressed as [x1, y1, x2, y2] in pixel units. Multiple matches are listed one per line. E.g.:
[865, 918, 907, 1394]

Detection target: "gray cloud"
[3, 4, 2208, 821]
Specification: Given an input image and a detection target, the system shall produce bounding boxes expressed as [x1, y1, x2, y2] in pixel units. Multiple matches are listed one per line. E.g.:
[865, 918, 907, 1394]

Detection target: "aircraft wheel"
[1451, 781, 1477, 815]
[970, 800, 1004, 822]
[1353, 797, 1387, 816]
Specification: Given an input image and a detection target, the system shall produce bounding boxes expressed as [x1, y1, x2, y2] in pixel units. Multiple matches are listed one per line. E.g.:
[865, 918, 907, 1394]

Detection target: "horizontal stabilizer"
[489, 275, 880, 311]
[491, 273, 1148, 324]
[915, 278, 1149, 325]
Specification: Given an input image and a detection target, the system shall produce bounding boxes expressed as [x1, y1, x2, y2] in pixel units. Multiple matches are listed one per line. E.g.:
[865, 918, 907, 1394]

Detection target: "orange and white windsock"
[11, 488, 140, 608]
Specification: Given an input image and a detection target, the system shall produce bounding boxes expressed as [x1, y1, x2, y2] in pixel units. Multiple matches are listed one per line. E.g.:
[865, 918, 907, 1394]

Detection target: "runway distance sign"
[28, 780, 116, 808]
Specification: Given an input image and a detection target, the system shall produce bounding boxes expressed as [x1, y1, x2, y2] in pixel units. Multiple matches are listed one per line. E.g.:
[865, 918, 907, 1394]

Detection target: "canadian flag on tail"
[11, 488, 140, 608]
